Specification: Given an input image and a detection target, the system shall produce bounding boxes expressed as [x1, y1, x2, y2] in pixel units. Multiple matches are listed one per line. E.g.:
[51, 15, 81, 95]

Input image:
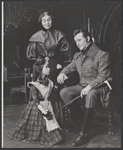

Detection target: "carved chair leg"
[108, 107, 114, 135]
[107, 93, 114, 135]
[63, 107, 71, 132]
[92, 108, 114, 135]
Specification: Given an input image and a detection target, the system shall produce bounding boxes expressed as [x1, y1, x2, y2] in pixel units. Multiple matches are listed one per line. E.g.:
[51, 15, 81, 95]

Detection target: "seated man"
[57, 28, 111, 146]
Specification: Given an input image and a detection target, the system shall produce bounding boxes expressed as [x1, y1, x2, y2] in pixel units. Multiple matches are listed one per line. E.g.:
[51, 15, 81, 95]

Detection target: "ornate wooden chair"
[9, 68, 30, 104]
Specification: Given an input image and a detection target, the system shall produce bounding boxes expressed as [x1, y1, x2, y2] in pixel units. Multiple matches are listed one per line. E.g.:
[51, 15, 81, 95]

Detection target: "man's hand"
[57, 73, 68, 84]
[80, 85, 91, 98]
[56, 64, 62, 69]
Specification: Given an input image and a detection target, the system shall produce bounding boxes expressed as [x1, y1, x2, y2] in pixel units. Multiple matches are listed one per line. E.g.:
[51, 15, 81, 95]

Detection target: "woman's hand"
[56, 64, 62, 69]
[57, 73, 68, 84]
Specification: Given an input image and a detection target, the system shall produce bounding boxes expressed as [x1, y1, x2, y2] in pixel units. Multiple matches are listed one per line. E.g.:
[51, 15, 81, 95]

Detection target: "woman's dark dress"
[26, 29, 69, 82]
[8, 79, 63, 145]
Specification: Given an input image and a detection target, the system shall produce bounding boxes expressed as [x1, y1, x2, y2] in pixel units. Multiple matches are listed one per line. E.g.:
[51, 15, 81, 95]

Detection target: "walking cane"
[56, 79, 112, 119]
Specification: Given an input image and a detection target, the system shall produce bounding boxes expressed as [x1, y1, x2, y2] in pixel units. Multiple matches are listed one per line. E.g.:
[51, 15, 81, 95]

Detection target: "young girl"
[8, 57, 63, 146]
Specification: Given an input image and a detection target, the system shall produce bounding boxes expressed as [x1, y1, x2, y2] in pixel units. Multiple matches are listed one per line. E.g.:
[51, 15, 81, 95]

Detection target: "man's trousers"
[60, 84, 102, 108]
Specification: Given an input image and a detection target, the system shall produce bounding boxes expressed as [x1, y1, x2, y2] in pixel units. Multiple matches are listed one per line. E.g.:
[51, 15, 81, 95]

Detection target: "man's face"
[74, 32, 88, 51]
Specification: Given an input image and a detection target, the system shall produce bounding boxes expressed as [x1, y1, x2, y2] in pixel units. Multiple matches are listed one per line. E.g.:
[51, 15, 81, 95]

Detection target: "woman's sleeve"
[30, 85, 40, 106]
[60, 37, 69, 53]
[58, 37, 70, 66]
[26, 42, 37, 60]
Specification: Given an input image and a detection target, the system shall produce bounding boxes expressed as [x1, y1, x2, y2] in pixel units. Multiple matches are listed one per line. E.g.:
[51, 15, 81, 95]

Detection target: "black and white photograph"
[2, 0, 121, 148]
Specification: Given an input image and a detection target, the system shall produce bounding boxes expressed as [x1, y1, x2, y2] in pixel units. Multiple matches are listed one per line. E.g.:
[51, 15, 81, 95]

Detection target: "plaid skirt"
[8, 101, 63, 145]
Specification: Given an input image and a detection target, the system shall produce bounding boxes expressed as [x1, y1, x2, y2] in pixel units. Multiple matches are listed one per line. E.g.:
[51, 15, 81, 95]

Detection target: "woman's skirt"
[8, 101, 63, 145]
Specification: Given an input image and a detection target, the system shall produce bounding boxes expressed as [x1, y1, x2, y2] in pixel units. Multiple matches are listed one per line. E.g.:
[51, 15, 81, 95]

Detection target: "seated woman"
[8, 58, 63, 146]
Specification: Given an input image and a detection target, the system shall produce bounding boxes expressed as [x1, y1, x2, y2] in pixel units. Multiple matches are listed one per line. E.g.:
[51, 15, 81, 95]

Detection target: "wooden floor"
[3, 100, 121, 148]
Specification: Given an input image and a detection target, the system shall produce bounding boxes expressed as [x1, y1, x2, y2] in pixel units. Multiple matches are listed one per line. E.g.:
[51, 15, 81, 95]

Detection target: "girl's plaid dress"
[8, 79, 63, 145]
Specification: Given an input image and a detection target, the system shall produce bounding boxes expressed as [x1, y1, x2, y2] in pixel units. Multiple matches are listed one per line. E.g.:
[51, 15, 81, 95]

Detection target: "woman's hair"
[33, 63, 44, 82]
[34, 57, 49, 81]
[38, 64, 44, 81]
[73, 29, 92, 42]
[38, 9, 54, 22]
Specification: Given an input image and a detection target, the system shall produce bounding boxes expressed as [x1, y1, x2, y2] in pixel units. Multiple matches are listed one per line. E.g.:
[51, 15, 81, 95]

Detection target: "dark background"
[3, 1, 121, 111]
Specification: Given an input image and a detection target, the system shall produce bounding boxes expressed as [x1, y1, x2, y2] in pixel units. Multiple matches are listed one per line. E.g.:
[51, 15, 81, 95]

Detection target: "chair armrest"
[104, 80, 112, 90]
[92, 79, 112, 91]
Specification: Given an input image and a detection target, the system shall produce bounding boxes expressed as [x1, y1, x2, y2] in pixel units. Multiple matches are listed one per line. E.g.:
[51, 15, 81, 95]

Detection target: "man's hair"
[73, 29, 92, 42]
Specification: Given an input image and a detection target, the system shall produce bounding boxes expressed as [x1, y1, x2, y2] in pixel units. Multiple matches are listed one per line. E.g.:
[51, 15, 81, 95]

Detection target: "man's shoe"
[72, 131, 88, 147]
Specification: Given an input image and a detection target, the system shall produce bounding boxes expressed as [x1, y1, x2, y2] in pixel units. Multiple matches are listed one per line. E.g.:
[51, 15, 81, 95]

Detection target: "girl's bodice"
[27, 79, 53, 101]
[40, 100, 50, 111]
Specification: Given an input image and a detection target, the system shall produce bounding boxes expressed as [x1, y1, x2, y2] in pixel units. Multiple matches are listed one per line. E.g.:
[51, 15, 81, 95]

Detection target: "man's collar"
[81, 43, 99, 60]
[81, 42, 92, 56]
[82, 42, 91, 52]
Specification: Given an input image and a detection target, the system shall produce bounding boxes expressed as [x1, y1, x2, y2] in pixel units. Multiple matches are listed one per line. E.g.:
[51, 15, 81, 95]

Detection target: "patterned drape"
[4, 1, 56, 33]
